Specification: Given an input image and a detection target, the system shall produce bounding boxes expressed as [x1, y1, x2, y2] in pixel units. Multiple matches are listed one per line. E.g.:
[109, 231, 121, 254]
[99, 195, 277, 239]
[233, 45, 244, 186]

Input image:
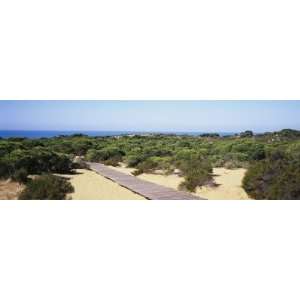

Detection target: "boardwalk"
[87, 162, 205, 200]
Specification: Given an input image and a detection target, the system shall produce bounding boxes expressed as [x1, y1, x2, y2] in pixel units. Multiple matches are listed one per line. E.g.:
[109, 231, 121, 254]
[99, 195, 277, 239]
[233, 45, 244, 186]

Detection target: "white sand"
[61, 169, 145, 200]
[2, 166, 249, 200]
[196, 168, 250, 200]
[110, 165, 251, 200]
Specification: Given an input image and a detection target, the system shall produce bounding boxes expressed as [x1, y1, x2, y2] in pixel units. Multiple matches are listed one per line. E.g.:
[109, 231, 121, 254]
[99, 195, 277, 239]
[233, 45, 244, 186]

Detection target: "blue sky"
[1, 101, 300, 132]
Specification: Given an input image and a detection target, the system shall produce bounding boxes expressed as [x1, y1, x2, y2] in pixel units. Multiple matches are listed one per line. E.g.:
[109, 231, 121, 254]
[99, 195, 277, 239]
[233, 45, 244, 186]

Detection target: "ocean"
[0, 130, 236, 139]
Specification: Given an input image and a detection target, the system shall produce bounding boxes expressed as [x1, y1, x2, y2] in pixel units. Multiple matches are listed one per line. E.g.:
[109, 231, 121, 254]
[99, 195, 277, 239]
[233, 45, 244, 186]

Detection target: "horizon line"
[1, 128, 299, 133]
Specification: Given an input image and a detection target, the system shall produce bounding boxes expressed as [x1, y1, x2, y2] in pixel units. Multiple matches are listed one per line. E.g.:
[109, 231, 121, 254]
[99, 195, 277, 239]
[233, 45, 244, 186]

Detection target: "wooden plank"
[87, 162, 205, 200]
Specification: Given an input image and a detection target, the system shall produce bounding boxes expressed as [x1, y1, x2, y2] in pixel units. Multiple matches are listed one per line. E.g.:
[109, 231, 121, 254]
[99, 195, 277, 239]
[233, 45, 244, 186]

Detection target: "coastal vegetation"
[19, 174, 74, 200]
[242, 149, 300, 199]
[1, 129, 300, 199]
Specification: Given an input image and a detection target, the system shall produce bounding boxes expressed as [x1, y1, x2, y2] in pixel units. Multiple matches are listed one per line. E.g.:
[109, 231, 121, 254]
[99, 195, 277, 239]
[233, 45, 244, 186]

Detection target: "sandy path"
[109, 165, 251, 200]
[61, 169, 145, 200]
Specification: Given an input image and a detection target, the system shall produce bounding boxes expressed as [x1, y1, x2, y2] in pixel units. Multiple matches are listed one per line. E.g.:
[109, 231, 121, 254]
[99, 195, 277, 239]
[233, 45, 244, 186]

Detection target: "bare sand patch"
[0, 180, 24, 200]
[61, 169, 145, 200]
[196, 168, 250, 200]
[110, 165, 250, 200]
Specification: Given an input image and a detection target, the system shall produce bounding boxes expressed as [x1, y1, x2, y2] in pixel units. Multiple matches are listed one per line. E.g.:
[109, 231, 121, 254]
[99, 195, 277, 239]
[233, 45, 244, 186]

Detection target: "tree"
[240, 130, 254, 138]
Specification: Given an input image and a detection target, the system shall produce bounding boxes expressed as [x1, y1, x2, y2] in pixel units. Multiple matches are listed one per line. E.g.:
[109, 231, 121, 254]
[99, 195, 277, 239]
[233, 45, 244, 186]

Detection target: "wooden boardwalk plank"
[87, 162, 205, 200]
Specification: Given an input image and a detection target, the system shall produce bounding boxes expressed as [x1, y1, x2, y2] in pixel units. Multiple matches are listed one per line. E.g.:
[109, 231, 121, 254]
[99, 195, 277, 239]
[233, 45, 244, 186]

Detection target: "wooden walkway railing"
[87, 162, 205, 200]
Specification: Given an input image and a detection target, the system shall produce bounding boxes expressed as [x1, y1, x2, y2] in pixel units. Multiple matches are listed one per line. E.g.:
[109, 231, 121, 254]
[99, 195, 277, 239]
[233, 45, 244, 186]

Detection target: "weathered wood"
[87, 162, 205, 200]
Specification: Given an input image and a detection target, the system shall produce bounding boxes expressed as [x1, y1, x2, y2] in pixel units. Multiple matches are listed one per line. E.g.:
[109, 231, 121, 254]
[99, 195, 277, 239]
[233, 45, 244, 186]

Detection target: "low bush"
[11, 168, 29, 183]
[242, 151, 300, 199]
[18, 174, 74, 200]
[132, 169, 143, 176]
[0, 159, 11, 179]
[126, 154, 147, 167]
[104, 158, 120, 167]
[136, 158, 158, 172]
[4, 149, 73, 176]
[177, 155, 213, 192]
[249, 145, 266, 160]
[179, 168, 212, 192]
[223, 160, 248, 169]
[85, 147, 124, 165]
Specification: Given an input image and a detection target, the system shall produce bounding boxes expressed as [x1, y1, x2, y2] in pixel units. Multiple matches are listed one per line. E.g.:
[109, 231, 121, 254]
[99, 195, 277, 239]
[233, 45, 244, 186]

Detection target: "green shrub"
[174, 149, 198, 162]
[126, 154, 145, 167]
[137, 158, 159, 172]
[179, 168, 212, 192]
[6, 149, 73, 175]
[287, 142, 300, 160]
[1, 130, 300, 199]
[177, 155, 212, 192]
[210, 151, 249, 168]
[19, 174, 74, 200]
[72, 140, 92, 156]
[104, 158, 120, 167]
[243, 151, 300, 199]
[85, 149, 98, 161]
[132, 169, 143, 176]
[249, 145, 266, 160]
[85, 147, 124, 164]
[0, 159, 11, 179]
[11, 168, 28, 183]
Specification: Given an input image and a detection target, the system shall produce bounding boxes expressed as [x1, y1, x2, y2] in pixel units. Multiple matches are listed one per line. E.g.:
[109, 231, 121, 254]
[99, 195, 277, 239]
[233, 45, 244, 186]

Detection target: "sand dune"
[61, 169, 145, 200]
[196, 168, 250, 200]
[109, 165, 251, 200]
[1, 166, 249, 200]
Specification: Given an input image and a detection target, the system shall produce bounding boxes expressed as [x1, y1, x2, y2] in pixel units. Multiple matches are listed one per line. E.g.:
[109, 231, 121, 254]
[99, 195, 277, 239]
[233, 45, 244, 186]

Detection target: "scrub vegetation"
[1, 129, 300, 199]
[19, 174, 74, 200]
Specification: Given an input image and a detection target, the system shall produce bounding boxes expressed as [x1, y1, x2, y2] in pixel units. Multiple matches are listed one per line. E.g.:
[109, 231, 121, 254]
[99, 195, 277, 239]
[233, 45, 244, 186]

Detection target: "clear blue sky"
[1, 100, 300, 132]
